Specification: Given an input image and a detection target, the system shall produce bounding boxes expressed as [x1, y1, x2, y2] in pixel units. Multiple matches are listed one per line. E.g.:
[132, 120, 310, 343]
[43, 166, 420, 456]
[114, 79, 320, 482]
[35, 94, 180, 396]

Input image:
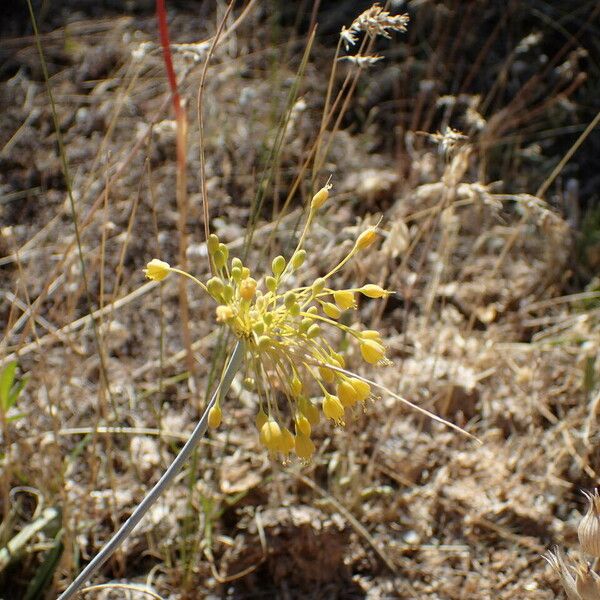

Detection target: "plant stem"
[57, 342, 244, 600]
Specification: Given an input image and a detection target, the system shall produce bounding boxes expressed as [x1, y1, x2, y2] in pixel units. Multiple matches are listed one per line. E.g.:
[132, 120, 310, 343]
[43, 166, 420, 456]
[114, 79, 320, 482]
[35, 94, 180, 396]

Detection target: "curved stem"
[57, 342, 245, 600]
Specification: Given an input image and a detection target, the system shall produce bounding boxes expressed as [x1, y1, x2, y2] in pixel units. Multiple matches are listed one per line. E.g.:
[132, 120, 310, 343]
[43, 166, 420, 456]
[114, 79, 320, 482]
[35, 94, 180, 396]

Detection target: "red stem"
[156, 0, 182, 119]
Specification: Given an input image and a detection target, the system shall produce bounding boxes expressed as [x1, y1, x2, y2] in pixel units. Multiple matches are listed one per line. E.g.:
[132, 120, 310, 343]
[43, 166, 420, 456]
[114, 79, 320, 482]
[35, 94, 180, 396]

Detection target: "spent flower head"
[144, 184, 392, 461]
[341, 4, 409, 50]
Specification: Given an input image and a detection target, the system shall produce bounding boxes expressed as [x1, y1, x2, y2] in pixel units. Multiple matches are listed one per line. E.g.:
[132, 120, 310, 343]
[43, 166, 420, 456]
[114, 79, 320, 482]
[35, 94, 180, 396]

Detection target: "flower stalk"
[57, 342, 245, 600]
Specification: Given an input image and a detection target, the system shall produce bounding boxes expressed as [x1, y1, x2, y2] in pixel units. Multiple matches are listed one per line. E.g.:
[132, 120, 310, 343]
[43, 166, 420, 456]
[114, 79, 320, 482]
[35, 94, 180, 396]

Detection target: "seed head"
[579, 489, 600, 558]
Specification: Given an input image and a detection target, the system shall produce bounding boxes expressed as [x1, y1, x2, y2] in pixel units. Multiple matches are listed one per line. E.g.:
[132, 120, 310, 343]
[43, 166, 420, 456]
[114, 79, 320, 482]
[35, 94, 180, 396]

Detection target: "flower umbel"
[145, 185, 391, 460]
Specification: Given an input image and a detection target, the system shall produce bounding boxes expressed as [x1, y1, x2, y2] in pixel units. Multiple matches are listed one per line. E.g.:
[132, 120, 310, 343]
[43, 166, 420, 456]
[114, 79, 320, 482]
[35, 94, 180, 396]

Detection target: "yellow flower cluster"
[144, 184, 391, 460]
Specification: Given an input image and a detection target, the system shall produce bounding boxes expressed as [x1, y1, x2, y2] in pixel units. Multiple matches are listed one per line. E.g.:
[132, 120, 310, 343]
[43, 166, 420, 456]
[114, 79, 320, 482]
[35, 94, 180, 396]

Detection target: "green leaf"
[7, 376, 28, 410]
[0, 361, 17, 410]
[7, 412, 26, 423]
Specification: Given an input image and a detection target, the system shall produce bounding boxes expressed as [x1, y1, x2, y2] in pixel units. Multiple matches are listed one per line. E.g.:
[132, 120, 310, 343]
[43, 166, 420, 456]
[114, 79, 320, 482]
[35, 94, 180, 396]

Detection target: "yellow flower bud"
[360, 284, 389, 298]
[338, 380, 358, 407]
[299, 397, 320, 425]
[231, 257, 243, 270]
[143, 259, 171, 281]
[323, 394, 345, 424]
[240, 277, 257, 300]
[360, 339, 386, 364]
[306, 324, 321, 339]
[260, 419, 282, 451]
[231, 266, 242, 282]
[213, 249, 226, 269]
[323, 302, 341, 319]
[331, 352, 345, 368]
[311, 278, 326, 294]
[295, 413, 311, 436]
[295, 433, 315, 460]
[207, 234, 220, 254]
[310, 183, 332, 211]
[291, 376, 303, 397]
[255, 407, 268, 430]
[355, 227, 378, 250]
[206, 276, 224, 299]
[266, 276, 277, 293]
[222, 284, 234, 302]
[280, 428, 295, 454]
[216, 305, 234, 323]
[333, 290, 355, 310]
[291, 250, 306, 270]
[319, 366, 335, 384]
[219, 243, 229, 262]
[208, 404, 222, 429]
[272, 255, 286, 277]
[284, 291, 297, 310]
[349, 377, 371, 402]
[361, 329, 382, 341]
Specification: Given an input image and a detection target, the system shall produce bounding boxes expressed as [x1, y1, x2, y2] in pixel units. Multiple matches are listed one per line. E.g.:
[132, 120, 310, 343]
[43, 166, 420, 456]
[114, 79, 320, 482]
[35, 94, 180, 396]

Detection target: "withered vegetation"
[1, 2, 599, 598]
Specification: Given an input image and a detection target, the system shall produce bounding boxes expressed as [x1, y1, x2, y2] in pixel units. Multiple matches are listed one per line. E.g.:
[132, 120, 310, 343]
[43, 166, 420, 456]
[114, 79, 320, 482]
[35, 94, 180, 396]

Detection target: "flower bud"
[231, 257, 243, 270]
[323, 302, 341, 319]
[143, 259, 171, 281]
[360, 284, 389, 298]
[272, 255, 286, 277]
[355, 227, 378, 251]
[284, 291, 297, 310]
[319, 366, 335, 384]
[213, 249, 226, 269]
[266, 276, 277, 293]
[219, 243, 229, 262]
[349, 377, 371, 402]
[579, 490, 600, 558]
[207, 234, 220, 254]
[311, 278, 326, 295]
[360, 339, 386, 364]
[310, 183, 332, 211]
[334, 290, 355, 310]
[260, 419, 282, 451]
[231, 266, 242, 282]
[255, 407, 268, 429]
[291, 376, 303, 397]
[307, 324, 321, 339]
[222, 284, 234, 302]
[361, 329, 382, 341]
[323, 394, 345, 424]
[280, 428, 295, 454]
[338, 380, 358, 407]
[295, 413, 311, 436]
[206, 276, 224, 299]
[208, 404, 222, 429]
[291, 250, 306, 270]
[295, 433, 315, 459]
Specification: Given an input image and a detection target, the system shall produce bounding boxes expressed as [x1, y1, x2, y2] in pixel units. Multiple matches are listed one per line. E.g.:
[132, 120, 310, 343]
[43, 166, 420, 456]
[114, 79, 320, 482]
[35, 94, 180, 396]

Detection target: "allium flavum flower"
[144, 184, 391, 460]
